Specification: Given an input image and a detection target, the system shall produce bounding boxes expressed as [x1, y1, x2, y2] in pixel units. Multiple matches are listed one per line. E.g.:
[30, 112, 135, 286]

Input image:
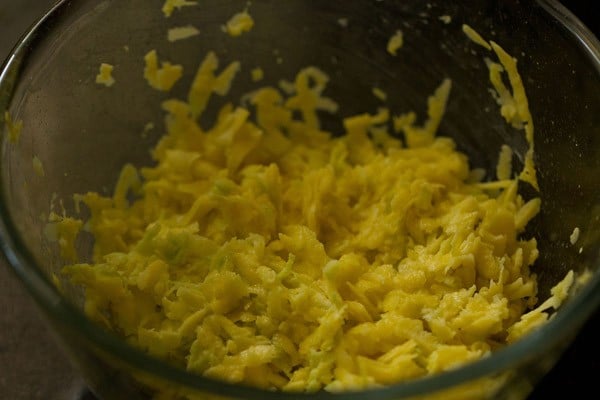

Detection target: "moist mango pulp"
[53, 33, 566, 394]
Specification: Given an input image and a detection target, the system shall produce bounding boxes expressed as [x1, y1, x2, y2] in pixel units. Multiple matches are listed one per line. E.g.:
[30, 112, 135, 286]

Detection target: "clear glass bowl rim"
[1, 0, 600, 399]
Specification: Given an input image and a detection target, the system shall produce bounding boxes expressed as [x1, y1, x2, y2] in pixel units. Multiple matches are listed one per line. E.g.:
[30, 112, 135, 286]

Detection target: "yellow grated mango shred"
[48, 22, 576, 398]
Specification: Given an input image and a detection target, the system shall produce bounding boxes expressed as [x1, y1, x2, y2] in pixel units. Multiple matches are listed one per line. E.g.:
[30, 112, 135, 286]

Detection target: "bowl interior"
[2, 0, 600, 398]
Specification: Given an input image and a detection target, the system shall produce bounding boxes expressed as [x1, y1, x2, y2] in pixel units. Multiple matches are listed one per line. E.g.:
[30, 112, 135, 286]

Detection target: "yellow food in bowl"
[162, 0, 197, 18]
[167, 26, 200, 43]
[44, 12, 574, 397]
[95, 63, 116, 87]
[144, 50, 184, 92]
[3, 111, 23, 144]
[223, 10, 254, 37]
[387, 30, 404, 56]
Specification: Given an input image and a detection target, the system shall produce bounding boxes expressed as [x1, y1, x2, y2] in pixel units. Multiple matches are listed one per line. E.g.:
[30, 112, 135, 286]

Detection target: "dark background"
[0, 1, 598, 399]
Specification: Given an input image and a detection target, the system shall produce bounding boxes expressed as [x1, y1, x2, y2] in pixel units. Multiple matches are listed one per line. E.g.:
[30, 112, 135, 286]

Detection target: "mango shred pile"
[52, 35, 571, 393]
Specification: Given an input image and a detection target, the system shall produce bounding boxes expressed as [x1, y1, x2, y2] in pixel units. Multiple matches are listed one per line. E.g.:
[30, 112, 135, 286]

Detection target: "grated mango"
[167, 25, 200, 42]
[223, 10, 254, 37]
[3, 111, 23, 144]
[387, 30, 404, 56]
[95, 63, 115, 87]
[144, 50, 184, 92]
[51, 21, 575, 398]
[162, 0, 197, 18]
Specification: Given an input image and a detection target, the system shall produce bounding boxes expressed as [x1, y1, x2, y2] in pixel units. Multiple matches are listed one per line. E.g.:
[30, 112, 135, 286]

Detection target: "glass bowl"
[1, 0, 600, 399]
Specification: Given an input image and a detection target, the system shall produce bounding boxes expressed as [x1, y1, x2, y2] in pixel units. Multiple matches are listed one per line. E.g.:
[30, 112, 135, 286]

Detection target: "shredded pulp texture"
[45, 15, 575, 398]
